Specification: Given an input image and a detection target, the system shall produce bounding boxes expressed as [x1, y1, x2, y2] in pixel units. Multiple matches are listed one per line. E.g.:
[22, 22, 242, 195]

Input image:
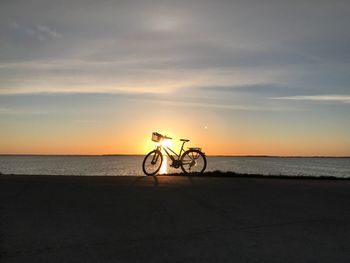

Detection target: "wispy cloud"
[0, 57, 285, 94]
[160, 100, 305, 112]
[0, 108, 12, 114]
[0, 107, 52, 115]
[270, 95, 350, 103]
[75, 119, 106, 124]
[26, 25, 61, 41]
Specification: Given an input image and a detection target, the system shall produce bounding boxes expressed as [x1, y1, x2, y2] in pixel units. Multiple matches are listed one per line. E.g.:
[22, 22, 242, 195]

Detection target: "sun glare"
[159, 155, 167, 174]
[161, 138, 173, 148]
[158, 138, 173, 174]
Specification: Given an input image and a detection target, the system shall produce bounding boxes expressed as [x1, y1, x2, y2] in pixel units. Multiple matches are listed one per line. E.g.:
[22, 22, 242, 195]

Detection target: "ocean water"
[0, 155, 349, 178]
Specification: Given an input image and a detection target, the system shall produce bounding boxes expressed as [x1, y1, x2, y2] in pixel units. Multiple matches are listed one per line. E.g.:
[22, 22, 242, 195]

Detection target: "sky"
[0, 0, 349, 156]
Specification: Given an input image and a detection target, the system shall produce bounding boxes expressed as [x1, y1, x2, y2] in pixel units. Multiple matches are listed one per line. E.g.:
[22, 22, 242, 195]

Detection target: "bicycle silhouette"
[142, 132, 207, 175]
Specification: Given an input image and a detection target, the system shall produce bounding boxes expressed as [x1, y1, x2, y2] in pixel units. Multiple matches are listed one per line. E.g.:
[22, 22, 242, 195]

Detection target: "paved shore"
[1, 175, 349, 262]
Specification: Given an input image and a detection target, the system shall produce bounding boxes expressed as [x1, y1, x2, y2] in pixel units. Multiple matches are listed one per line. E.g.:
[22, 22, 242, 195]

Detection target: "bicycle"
[142, 132, 207, 176]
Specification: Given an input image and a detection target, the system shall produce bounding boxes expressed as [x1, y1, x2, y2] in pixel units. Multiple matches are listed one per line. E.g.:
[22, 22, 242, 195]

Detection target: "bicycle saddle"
[180, 139, 190, 142]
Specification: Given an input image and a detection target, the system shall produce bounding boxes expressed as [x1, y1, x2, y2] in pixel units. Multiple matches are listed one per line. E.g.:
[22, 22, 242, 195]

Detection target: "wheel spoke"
[142, 150, 163, 175]
[181, 150, 206, 174]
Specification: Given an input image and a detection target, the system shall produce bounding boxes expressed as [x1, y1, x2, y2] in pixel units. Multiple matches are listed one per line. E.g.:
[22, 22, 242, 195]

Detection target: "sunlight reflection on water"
[0, 156, 349, 178]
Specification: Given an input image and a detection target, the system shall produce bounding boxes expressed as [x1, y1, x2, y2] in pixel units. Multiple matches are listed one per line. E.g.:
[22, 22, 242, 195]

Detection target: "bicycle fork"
[151, 150, 160, 165]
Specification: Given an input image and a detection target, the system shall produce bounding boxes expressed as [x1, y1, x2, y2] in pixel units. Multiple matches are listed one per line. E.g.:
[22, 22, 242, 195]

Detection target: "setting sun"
[159, 138, 174, 149]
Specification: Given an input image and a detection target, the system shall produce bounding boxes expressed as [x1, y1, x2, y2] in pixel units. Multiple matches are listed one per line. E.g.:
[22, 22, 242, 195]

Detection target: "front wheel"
[142, 150, 163, 176]
[180, 149, 207, 174]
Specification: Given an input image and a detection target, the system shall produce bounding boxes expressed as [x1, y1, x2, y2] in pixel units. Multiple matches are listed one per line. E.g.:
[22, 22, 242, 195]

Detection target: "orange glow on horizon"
[1, 121, 349, 156]
[1, 133, 350, 157]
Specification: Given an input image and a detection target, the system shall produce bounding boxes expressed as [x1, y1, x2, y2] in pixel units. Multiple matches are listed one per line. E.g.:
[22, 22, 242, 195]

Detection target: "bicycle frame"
[156, 141, 187, 163]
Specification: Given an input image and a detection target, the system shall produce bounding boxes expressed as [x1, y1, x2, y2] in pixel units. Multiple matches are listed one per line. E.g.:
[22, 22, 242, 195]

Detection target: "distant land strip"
[0, 154, 349, 158]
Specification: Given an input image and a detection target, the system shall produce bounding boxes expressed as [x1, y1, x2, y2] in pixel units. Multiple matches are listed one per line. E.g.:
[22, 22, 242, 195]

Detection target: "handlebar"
[164, 135, 172, 140]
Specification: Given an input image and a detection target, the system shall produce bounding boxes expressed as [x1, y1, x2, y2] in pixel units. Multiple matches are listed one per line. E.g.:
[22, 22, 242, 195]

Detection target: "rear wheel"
[142, 150, 163, 176]
[180, 149, 207, 174]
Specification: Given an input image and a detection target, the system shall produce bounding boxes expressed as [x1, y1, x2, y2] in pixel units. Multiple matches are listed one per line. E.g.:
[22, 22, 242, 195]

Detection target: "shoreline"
[1, 171, 349, 180]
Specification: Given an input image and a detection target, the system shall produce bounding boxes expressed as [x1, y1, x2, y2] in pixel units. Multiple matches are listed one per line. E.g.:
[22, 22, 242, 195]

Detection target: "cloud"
[0, 57, 286, 94]
[0, 0, 349, 98]
[140, 98, 305, 112]
[0, 107, 51, 115]
[0, 108, 12, 114]
[270, 95, 350, 103]
[26, 25, 61, 41]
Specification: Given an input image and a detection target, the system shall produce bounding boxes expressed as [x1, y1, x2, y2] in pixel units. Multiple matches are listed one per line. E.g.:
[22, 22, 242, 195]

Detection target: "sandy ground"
[0, 175, 349, 262]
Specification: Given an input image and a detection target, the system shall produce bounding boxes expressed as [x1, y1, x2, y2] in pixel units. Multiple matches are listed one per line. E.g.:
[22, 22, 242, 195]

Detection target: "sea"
[0, 155, 349, 178]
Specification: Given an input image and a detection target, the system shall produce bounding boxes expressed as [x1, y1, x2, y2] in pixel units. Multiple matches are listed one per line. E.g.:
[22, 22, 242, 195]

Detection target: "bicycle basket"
[152, 132, 163, 142]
